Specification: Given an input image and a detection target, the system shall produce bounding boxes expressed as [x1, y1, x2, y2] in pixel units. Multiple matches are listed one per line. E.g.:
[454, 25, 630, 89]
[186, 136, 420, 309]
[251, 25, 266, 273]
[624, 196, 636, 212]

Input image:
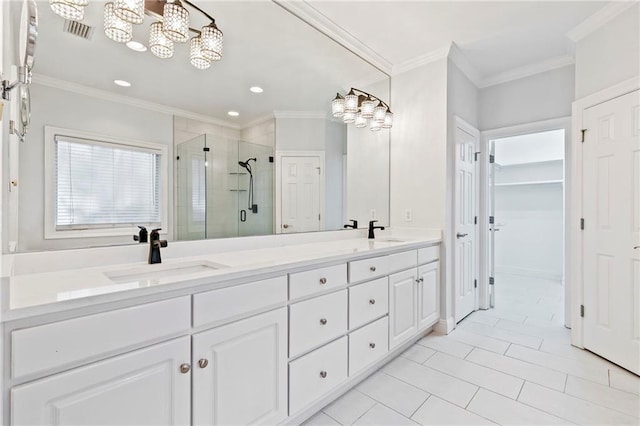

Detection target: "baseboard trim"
[434, 317, 455, 334]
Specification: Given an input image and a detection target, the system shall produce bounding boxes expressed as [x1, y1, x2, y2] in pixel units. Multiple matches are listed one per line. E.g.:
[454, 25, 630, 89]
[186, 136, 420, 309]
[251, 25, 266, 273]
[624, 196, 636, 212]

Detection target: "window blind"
[55, 135, 162, 229]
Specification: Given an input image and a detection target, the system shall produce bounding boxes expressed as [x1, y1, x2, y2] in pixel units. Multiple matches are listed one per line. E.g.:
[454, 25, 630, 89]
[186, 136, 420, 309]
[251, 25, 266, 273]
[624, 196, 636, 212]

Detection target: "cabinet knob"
[320, 371, 327, 378]
[319, 277, 327, 284]
[369, 342, 376, 349]
[320, 318, 328, 325]
[369, 299, 376, 305]
[198, 358, 209, 369]
[179, 363, 191, 374]
[370, 266, 376, 272]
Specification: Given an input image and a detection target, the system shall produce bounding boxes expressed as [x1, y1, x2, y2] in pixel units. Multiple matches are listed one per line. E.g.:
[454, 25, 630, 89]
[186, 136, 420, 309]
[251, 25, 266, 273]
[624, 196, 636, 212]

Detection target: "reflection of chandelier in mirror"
[331, 88, 393, 132]
[48, 0, 223, 70]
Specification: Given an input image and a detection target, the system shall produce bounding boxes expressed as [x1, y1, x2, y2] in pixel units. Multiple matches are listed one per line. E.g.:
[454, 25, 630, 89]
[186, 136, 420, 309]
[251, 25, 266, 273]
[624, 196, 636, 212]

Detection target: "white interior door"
[454, 120, 479, 323]
[280, 156, 321, 233]
[582, 89, 640, 374]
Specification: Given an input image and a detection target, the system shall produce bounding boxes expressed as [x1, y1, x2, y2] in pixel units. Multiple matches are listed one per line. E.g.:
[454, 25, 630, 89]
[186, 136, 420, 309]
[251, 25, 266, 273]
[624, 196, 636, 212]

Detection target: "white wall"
[275, 117, 326, 151]
[574, 4, 640, 100]
[479, 65, 575, 131]
[19, 84, 173, 251]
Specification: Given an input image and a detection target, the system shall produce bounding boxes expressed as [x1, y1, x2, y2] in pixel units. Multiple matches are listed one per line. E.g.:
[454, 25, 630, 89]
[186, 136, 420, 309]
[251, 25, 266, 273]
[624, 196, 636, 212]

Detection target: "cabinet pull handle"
[320, 318, 328, 325]
[370, 266, 376, 272]
[320, 371, 327, 378]
[419, 277, 424, 283]
[369, 299, 376, 305]
[369, 343, 376, 349]
[180, 363, 191, 374]
[319, 277, 327, 284]
[198, 359, 209, 369]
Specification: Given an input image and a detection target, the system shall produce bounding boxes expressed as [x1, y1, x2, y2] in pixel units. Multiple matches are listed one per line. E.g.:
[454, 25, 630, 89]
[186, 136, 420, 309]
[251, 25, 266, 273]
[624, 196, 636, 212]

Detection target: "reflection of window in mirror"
[43, 127, 169, 240]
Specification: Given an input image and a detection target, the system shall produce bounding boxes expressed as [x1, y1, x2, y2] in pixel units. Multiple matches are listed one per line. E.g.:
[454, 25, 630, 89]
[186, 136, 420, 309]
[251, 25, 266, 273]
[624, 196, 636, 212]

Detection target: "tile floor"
[305, 274, 640, 425]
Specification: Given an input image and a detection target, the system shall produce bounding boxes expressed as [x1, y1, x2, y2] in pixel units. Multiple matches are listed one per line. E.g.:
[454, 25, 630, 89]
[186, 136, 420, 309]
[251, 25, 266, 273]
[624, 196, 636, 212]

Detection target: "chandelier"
[49, 0, 223, 70]
[331, 88, 393, 132]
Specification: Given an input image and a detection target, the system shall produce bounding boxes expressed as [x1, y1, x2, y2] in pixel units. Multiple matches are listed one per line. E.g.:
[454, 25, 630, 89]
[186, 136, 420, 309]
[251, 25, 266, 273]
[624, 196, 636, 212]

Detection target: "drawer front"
[289, 290, 347, 357]
[418, 245, 440, 264]
[12, 297, 191, 379]
[388, 250, 417, 273]
[348, 317, 389, 376]
[349, 256, 389, 283]
[193, 276, 287, 327]
[349, 277, 388, 330]
[289, 264, 347, 300]
[289, 337, 348, 415]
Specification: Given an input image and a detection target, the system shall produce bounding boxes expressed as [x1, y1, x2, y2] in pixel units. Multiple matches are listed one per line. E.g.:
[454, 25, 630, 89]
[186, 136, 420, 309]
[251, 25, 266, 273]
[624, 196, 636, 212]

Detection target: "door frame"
[479, 117, 571, 318]
[570, 76, 640, 348]
[274, 150, 325, 234]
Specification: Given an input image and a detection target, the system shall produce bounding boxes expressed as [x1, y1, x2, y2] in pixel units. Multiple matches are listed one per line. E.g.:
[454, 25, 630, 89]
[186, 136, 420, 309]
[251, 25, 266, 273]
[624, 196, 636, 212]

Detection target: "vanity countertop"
[0, 231, 441, 323]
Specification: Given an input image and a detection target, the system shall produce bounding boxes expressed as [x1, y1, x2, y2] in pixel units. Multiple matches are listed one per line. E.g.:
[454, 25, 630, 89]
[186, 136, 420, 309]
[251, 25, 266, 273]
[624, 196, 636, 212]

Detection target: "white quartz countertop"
[1, 231, 441, 322]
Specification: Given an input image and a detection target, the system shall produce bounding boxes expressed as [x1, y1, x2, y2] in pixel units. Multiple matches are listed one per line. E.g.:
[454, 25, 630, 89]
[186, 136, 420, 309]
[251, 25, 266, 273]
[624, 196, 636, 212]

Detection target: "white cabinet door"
[192, 308, 288, 426]
[388, 268, 418, 349]
[418, 261, 440, 330]
[11, 337, 191, 426]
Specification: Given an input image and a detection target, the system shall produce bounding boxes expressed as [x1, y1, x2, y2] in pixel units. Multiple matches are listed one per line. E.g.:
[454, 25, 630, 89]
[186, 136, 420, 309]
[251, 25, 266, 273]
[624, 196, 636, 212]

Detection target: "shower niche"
[176, 134, 274, 240]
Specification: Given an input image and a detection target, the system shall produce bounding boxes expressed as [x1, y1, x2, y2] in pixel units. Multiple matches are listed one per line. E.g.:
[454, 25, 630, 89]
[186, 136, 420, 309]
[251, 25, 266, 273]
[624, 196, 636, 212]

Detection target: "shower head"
[238, 158, 257, 174]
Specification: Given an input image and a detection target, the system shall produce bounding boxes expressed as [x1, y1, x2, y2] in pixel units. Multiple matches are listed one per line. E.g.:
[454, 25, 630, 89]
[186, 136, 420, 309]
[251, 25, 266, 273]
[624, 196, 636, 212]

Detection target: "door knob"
[179, 363, 191, 374]
[319, 277, 327, 284]
[198, 359, 209, 369]
[320, 318, 328, 325]
[283, 224, 290, 229]
[320, 371, 327, 378]
[456, 233, 468, 238]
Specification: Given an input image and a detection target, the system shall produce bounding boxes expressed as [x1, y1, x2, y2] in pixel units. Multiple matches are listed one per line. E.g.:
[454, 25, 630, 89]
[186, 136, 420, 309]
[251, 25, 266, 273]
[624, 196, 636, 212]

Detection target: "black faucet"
[149, 228, 168, 264]
[133, 226, 148, 243]
[368, 220, 385, 239]
[344, 219, 358, 229]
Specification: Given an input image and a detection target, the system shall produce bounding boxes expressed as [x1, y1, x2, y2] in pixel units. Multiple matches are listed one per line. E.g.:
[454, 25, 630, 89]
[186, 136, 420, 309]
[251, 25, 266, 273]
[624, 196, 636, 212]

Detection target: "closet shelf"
[494, 179, 563, 187]
[229, 172, 248, 175]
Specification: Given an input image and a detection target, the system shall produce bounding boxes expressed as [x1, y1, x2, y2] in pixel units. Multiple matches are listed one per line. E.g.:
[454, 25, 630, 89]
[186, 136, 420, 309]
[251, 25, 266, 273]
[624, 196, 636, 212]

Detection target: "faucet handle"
[134, 226, 148, 243]
[152, 228, 162, 233]
[138, 225, 147, 231]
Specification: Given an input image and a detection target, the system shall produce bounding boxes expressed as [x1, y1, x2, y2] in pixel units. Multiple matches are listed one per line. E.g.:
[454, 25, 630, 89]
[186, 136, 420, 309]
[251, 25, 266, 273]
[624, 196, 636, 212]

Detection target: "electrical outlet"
[404, 209, 413, 221]
[369, 209, 377, 220]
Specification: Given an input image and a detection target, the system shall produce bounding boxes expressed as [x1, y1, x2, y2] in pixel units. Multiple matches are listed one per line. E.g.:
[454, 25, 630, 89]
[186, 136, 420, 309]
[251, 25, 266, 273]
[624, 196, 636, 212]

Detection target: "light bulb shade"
[370, 119, 382, 132]
[331, 93, 345, 117]
[360, 97, 376, 119]
[190, 36, 211, 69]
[344, 91, 358, 114]
[114, 0, 144, 24]
[104, 2, 132, 43]
[373, 104, 387, 123]
[50, 0, 88, 21]
[150, 21, 174, 59]
[163, 0, 189, 43]
[343, 111, 356, 124]
[382, 111, 394, 129]
[201, 22, 224, 61]
[355, 113, 367, 128]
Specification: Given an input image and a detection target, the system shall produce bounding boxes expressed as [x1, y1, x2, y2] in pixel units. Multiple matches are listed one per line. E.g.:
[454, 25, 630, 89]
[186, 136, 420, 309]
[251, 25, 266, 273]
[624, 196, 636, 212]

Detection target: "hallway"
[307, 274, 640, 425]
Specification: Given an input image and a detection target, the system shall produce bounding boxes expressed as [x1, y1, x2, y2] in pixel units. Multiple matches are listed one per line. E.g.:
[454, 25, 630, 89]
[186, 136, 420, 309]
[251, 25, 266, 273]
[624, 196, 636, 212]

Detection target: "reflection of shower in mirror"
[238, 158, 257, 213]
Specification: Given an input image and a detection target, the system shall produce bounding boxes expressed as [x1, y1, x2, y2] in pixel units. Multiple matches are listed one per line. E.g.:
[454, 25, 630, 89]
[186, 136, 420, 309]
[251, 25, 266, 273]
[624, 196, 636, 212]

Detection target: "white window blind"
[55, 135, 162, 229]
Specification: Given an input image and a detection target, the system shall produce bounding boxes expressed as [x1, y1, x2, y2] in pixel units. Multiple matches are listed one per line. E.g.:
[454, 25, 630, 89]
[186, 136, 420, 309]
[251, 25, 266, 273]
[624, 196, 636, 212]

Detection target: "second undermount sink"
[105, 260, 227, 284]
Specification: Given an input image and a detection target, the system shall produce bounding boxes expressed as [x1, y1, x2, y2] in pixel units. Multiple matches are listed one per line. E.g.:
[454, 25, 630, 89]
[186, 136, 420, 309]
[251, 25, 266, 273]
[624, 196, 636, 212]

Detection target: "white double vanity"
[0, 230, 441, 425]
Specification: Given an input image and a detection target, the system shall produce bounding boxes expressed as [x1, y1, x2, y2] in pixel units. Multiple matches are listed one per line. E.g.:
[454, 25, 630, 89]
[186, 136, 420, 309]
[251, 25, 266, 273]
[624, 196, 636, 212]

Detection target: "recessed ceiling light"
[114, 79, 131, 87]
[126, 41, 147, 52]
[228, 111, 239, 117]
[249, 86, 263, 93]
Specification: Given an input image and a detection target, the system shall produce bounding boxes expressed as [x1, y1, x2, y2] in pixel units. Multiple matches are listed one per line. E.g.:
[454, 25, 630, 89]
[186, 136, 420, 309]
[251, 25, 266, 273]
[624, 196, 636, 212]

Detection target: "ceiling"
[304, 1, 608, 80]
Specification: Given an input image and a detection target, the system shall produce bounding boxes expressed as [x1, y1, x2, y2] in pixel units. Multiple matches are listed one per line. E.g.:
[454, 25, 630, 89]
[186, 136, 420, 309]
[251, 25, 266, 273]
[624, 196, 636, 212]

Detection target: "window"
[45, 127, 168, 239]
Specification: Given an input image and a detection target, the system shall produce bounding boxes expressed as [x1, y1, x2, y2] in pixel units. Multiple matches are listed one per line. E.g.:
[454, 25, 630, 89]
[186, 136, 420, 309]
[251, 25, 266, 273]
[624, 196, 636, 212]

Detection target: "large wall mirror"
[4, 0, 390, 252]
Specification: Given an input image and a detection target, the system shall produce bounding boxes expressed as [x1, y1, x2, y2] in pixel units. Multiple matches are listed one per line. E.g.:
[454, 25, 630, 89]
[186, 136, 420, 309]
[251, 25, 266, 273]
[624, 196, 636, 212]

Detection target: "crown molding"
[273, 110, 328, 120]
[31, 74, 242, 130]
[241, 113, 275, 130]
[478, 55, 575, 89]
[447, 42, 482, 87]
[392, 45, 451, 76]
[566, 2, 637, 42]
[273, 0, 393, 75]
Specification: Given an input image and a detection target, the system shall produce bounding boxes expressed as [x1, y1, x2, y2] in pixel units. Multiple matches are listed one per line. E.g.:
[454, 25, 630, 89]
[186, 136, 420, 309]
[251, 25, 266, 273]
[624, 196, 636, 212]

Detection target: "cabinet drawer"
[289, 264, 347, 300]
[193, 276, 287, 327]
[289, 290, 347, 357]
[12, 297, 191, 380]
[418, 246, 439, 264]
[349, 256, 389, 283]
[348, 317, 389, 376]
[349, 277, 388, 330]
[388, 250, 417, 273]
[289, 337, 348, 415]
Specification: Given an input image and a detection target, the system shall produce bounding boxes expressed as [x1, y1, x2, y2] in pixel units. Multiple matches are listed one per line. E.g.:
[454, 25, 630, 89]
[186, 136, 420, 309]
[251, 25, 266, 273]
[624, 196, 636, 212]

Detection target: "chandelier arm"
[350, 88, 392, 112]
[181, 0, 216, 23]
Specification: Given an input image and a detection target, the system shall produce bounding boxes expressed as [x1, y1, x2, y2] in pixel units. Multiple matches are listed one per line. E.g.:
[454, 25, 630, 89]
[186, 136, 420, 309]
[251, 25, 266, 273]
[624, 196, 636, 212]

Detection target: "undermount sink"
[105, 260, 227, 284]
